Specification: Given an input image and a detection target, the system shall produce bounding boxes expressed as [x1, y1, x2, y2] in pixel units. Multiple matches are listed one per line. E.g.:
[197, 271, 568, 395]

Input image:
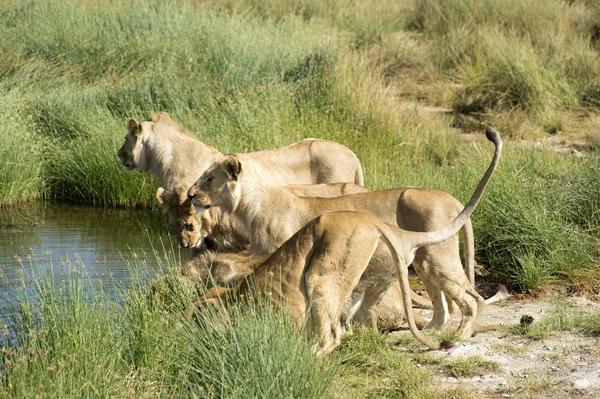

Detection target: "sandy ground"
[392, 296, 600, 398]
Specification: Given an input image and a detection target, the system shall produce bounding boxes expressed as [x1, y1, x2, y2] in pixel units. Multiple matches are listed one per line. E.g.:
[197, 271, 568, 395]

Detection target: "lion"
[181, 249, 430, 330]
[184, 141, 498, 355]
[155, 182, 371, 251]
[155, 188, 249, 253]
[118, 112, 364, 191]
[168, 180, 436, 311]
[187, 126, 502, 338]
[118, 112, 364, 250]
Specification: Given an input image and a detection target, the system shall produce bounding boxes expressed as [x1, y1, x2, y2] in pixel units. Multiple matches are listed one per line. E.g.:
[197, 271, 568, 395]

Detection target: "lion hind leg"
[304, 220, 380, 355]
[437, 275, 485, 339]
[420, 276, 451, 330]
[413, 258, 453, 330]
[305, 272, 355, 357]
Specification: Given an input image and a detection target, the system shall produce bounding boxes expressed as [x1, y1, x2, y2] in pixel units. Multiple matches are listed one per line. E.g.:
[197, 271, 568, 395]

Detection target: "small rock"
[446, 377, 458, 383]
[573, 379, 591, 390]
[501, 394, 511, 398]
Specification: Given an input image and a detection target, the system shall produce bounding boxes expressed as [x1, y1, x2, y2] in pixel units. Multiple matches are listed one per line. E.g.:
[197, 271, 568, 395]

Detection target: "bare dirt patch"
[392, 297, 600, 398]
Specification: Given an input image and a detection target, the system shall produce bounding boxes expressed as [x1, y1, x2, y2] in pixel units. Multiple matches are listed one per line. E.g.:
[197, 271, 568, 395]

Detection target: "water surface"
[0, 203, 188, 300]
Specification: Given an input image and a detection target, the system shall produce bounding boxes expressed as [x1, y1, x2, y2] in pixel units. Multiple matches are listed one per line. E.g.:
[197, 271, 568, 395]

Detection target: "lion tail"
[461, 218, 475, 287]
[411, 125, 502, 249]
[377, 224, 454, 350]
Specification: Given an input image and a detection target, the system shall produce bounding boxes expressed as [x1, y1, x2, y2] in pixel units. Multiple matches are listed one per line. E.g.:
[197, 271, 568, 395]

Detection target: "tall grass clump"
[405, 0, 600, 127]
[0, 249, 332, 397]
[556, 154, 600, 236]
[0, 94, 44, 205]
[0, 255, 134, 397]
[455, 32, 578, 115]
[446, 145, 598, 290]
[179, 302, 332, 398]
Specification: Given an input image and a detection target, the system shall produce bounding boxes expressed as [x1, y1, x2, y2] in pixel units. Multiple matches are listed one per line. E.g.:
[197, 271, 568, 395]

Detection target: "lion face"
[187, 155, 242, 213]
[117, 119, 146, 172]
[156, 187, 209, 249]
[171, 207, 207, 249]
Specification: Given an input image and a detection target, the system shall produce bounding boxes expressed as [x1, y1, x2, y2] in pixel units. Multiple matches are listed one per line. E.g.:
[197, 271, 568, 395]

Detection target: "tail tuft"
[440, 340, 456, 350]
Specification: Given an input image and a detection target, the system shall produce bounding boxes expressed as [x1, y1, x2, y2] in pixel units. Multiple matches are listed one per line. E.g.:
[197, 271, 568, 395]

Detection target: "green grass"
[329, 327, 438, 398]
[0, 250, 331, 398]
[443, 356, 500, 378]
[508, 301, 600, 339]
[0, 0, 598, 295]
[0, 92, 44, 204]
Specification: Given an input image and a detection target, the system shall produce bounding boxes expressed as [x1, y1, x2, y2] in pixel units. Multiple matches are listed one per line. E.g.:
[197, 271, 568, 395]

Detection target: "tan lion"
[184, 136, 499, 355]
[181, 250, 429, 330]
[155, 182, 370, 252]
[187, 126, 502, 338]
[169, 180, 436, 311]
[118, 112, 364, 249]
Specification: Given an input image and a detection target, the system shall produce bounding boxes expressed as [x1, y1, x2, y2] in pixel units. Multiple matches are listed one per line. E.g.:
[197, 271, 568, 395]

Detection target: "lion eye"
[185, 224, 194, 231]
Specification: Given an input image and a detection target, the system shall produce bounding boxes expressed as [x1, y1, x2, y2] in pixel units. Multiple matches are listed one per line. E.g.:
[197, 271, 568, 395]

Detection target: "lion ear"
[224, 155, 241, 179]
[127, 118, 141, 136]
[156, 187, 174, 207]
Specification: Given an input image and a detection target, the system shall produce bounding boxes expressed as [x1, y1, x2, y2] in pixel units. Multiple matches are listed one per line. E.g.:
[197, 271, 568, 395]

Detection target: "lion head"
[118, 112, 174, 172]
[118, 118, 145, 171]
[156, 187, 208, 249]
[186, 155, 242, 213]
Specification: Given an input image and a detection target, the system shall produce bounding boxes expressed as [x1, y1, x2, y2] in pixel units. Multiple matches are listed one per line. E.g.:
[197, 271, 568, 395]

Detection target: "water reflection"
[0, 203, 189, 302]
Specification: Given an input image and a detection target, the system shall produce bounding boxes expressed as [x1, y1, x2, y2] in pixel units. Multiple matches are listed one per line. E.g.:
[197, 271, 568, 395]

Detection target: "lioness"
[187, 126, 502, 337]
[170, 181, 435, 311]
[118, 112, 364, 190]
[118, 112, 364, 249]
[181, 250, 429, 330]
[185, 138, 498, 355]
[156, 182, 370, 251]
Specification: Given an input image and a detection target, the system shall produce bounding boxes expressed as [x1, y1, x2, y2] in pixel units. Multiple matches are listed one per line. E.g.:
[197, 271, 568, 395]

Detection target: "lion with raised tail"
[172, 180, 435, 312]
[185, 126, 501, 355]
[187, 127, 501, 336]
